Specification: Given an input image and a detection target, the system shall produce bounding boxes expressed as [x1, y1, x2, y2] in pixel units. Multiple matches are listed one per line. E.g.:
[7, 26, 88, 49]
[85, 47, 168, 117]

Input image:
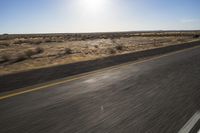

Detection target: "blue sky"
[0, 0, 200, 34]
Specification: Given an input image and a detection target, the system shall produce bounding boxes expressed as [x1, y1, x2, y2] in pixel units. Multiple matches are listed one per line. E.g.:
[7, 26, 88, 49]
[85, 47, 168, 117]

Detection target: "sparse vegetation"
[193, 35, 200, 38]
[3, 33, 9, 36]
[24, 49, 35, 57]
[0, 31, 200, 75]
[13, 39, 31, 44]
[0, 42, 9, 46]
[31, 40, 42, 45]
[0, 55, 10, 63]
[107, 48, 116, 54]
[35, 47, 44, 53]
[11, 53, 28, 63]
[115, 45, 124, 51]
[64, 48, 73, 55]
[44, 38, 52, 43]
[24, 47, 44, 58]
[0, 47, 44, 65]
[94, 45, 99, 48]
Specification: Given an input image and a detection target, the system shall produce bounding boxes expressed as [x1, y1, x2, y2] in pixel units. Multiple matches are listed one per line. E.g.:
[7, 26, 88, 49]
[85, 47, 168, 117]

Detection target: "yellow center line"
[0, 45, 200, 100]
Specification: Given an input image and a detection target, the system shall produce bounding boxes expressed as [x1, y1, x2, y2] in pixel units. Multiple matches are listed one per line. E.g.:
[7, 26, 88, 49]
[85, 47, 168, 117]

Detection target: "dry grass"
[0, 55, 10, 63]
[25, 47, 44, 57]
[107, 48, 117, 54]
[13, 39, 31, 44]
[0, 32, 200, 75]
[193, 35, 200, 39]
[0, 41, 9, 47]
[115, 45, 124, 51]
[64, 48, 73, 55]
[14, 53, 29, 62]
[0, 47, 44, 65]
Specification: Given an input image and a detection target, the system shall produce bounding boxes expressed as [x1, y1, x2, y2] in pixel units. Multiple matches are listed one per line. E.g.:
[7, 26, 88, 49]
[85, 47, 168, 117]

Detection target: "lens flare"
[78, 0, 107, 12]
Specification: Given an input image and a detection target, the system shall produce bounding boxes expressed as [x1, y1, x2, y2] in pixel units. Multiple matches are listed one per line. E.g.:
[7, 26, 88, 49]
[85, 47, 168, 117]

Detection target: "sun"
[78, 0, 107, 12]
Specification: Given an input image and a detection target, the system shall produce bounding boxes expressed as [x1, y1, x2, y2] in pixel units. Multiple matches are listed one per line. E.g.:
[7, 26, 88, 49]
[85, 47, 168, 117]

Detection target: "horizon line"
[1, 30, 200, 35]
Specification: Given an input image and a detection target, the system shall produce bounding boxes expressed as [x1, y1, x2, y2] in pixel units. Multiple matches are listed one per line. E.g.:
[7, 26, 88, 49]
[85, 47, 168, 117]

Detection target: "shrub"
[44, 38, 53, 43]
[25, 50, 35, 57]
[0, 55, 10, 63]
[13, 40, 22, 44]
[64, 48, 73, 55]
[13, 53, 28, 63]
[13, 39, 31, 44]
[35, 47, 44, 53]
[193, 35, 200, 39]
[115, 45, 124, 51]
[56, 40, 63, 43]
[24, 47, 44, 58]
[107, 48, 116, 54]
[30, 40, 42, 45]
[0, 42, 9, 46]
[94, 45, 99, 48]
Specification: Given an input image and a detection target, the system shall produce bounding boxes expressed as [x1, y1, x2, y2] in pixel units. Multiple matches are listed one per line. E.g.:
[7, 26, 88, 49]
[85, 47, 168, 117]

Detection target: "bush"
[30, 40, 42, 45]
[0, 55, 10, 63]
[55, 39, 64, 43]
[64, 48, 73, 54]
[44, 38, 53, 43]
[13, 39, 42, 45]
[193, 35, 200, 39]
[94, 45, 99, 48]
[115, 45, 124, 51]
[0, 42, 9, 46]
[107, 48, 116, 54]
[24, 47, 44, 58]
[25, 50, 35, 57]
[13, 39, 31, 44]
[13, 53, 28, 63]
[35, 47, 44, 53]
[13, 40, 22, 44]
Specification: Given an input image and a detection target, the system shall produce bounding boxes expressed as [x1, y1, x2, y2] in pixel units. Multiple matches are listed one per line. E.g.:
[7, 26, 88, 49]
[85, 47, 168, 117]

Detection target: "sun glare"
[78, 0, 107, 12]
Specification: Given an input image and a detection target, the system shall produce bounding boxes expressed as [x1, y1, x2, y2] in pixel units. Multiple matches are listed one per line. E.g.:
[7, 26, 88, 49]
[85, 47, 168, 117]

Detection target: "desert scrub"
[0, 55, 10, 63]
[13, 39, 42, 45]
[30, 40, 42, 45]
[24, 50, 35, 57]
[107, 48, 116, 54]
[43, 38, 53, 43]
[0, 41, 9, 46]
[13, 39, 31, 44]
[193, 35, 200, 39]
[55, 37, 64, 42]
[94, 45, 99, 48]
[8, 53, 29, 64]
[64, 48, 73, 55]
[24, 47, 44, 58]
[35, 47, 44, 53]
[56, 48, 73, 57]
[115, 45, 124, 51]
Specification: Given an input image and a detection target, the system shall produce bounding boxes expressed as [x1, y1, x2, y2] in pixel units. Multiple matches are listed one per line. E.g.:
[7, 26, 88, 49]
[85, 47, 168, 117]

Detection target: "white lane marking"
[179, 111, 200, 133]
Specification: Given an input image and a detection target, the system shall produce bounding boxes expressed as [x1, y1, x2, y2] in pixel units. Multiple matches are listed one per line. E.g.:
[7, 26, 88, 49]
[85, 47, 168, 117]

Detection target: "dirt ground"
[0, 33, 199, 75]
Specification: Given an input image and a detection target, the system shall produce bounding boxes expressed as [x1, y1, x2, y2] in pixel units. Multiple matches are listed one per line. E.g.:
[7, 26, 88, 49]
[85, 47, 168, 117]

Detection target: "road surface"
[1, 46, 200, 133]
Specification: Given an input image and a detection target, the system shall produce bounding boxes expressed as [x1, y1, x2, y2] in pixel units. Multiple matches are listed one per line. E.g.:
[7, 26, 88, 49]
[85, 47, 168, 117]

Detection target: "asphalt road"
[1, 46, 200, 133]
